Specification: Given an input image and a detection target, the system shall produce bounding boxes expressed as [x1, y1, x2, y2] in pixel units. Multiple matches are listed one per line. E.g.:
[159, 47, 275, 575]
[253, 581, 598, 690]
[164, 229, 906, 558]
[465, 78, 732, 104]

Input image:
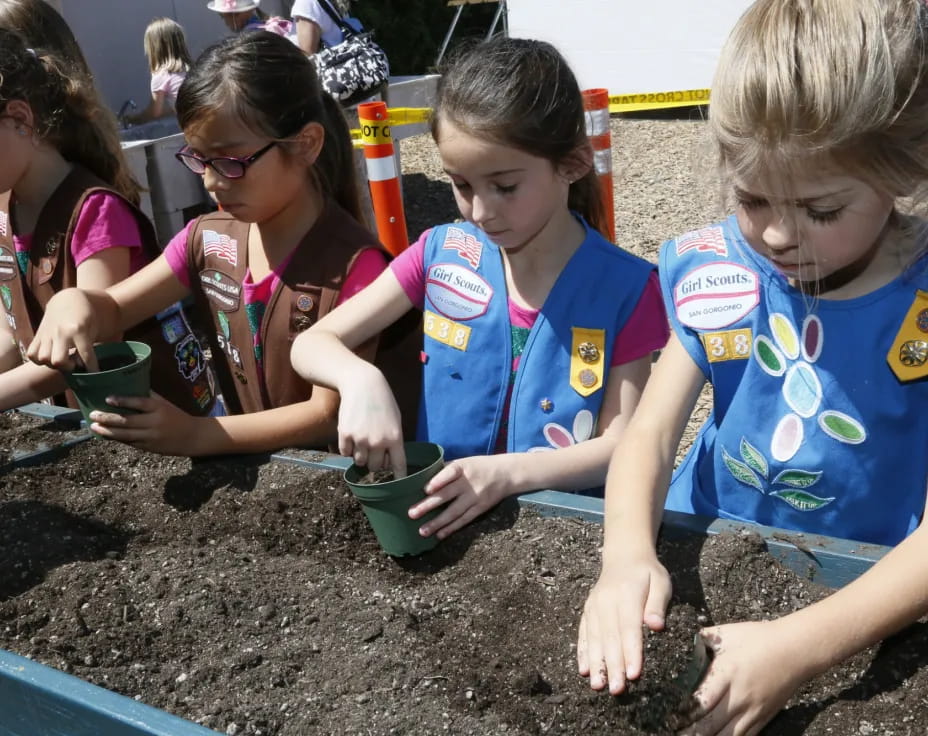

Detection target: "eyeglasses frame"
[174, 140, 278, 180]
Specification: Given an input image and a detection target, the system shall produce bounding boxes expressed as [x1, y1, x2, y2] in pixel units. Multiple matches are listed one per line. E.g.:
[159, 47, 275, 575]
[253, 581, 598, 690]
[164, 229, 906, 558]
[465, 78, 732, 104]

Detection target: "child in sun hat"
[207, 0, 294, 39]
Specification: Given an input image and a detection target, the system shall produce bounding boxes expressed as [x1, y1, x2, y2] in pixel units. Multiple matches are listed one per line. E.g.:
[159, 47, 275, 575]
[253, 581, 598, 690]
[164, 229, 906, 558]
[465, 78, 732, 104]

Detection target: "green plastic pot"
[344, 441, 445, 556]
[63, 340, 152, 424]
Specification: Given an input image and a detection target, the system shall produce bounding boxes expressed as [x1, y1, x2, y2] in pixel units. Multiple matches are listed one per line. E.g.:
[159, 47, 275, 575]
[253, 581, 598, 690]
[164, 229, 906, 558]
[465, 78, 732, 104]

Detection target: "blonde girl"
[126, 17, 193, 125]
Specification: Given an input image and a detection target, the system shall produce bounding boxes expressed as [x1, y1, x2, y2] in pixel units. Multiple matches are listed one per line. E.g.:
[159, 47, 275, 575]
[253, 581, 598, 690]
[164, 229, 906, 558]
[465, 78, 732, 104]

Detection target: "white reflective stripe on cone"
[365, 155, 398, 182]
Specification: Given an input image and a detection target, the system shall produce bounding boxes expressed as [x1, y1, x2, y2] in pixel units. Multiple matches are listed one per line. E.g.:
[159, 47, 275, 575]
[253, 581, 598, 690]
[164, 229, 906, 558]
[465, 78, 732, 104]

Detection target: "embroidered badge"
[674, 226, 728, 257]
[174, 334, 205, 381]
[423, 309, 471, 351]
[425, 263, 493, 321]
[160, 314, 187, 345]
[192, 383, 213, 410]
[0, 246, 15, 281]
[570, 327, 605, 397]
[888, 291, 928, 381]
[39, 258, 53, 275]
[202, 229, 238, 266]
[217, 310, 231, 340]
[673, 261, 759, 330]
[441, 226, 483, 268]
[0, 211, 7, 237]
[0, 285, 11, 311]
[702, 328, 753, 363]
[5, 312, 15, 331]
[296, 294, 314, 312]
[200, 270, 241, 311]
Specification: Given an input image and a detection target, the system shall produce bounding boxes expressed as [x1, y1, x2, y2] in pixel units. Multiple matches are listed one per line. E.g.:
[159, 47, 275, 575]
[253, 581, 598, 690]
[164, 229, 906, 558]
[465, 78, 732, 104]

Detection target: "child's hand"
[680, 621, 808, 736]
[577, 553, 671, 694]
[26, 288, 100, 372]
[336, 362, 405, 476]
[88, 393, 197, 455]
[407, 454, 514, 540]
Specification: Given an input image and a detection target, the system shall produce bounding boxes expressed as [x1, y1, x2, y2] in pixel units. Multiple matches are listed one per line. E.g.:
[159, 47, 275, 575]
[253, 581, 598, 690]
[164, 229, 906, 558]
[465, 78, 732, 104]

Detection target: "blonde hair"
[710, 0, 928, 201]
[143, 17, 192, 75]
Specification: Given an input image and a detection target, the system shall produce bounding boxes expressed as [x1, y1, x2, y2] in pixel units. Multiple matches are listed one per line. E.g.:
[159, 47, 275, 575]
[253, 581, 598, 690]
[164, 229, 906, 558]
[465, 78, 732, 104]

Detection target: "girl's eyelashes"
[805, 207, 843, 224]
[495, 183, 517, 194]
[737, 197, 767, 211]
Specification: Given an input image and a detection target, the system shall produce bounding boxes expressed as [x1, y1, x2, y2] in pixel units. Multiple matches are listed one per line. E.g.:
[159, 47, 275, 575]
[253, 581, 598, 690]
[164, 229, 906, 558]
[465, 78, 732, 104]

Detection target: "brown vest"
[0, 167, 215, 415]
[186, 200, 421, 438]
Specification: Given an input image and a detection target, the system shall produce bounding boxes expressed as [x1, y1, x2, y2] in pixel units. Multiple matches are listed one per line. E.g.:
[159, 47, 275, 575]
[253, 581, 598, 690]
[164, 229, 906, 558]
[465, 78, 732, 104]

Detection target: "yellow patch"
[887, 291, 928, 382]
[570, 327, 605, 397]
[702, 328, 753, 363]
[423, 310, 471, 351]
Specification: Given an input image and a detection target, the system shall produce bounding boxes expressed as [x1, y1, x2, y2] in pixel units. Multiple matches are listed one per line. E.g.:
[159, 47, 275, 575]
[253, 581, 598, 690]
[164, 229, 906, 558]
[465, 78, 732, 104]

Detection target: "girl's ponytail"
[315, 92, 363, 224]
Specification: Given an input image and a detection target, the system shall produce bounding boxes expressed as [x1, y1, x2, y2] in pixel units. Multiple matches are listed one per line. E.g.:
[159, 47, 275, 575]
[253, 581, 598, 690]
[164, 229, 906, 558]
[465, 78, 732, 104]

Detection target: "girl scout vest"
[660, 215, 928, 545]
[0, 167, 214, 415]
[419, 219, 653, 461]
[185, 201, 421, 432]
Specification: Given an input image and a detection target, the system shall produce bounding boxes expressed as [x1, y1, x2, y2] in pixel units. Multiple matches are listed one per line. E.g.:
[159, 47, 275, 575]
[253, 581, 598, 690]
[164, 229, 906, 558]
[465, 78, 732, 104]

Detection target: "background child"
[0, 21, 212, 416]
[27, 30, 414, 457]
[207, 0, 294, 39]
[125, 17, 192, 125]
[578, 1, 928, 732]
[291, 37, 668, 541]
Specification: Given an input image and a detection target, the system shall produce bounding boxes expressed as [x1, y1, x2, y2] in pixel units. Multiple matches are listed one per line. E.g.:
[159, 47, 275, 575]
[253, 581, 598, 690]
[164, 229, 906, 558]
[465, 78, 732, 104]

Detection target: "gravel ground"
[397, 110, 720, 459]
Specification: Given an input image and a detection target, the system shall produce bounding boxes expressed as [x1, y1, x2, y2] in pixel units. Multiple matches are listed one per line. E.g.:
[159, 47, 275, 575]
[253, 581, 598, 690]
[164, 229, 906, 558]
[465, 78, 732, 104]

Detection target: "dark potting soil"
[0, 409, 87, 465]
[0, 431, 926, 735]
[356, 466, 427, 486]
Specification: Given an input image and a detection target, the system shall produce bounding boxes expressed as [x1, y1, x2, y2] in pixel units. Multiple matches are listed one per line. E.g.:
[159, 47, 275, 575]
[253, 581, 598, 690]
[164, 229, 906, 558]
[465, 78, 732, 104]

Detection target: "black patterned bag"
[311, 0, 389, 106]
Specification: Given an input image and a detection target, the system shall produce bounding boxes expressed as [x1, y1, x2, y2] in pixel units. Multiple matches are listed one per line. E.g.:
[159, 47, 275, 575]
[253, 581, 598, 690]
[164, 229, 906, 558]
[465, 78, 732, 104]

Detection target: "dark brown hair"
[176, 30, 362, 221]
[431, 36, 606, 237]
[0, 2, 142, 203]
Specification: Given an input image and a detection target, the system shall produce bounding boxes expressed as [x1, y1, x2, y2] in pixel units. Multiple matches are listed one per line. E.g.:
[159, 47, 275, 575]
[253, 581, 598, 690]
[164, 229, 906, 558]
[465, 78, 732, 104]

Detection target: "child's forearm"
[500, 435, 616, 496]
[0, 361, 69, 411]
[290, 330, 377, 393]
[185, 399, 338, 456]
[775, 520, 928, 679]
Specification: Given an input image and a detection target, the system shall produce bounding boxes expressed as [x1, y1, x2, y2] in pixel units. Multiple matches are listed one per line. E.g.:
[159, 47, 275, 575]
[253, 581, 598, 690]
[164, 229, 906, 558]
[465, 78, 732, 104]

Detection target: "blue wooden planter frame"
[0, 412, 890, 735]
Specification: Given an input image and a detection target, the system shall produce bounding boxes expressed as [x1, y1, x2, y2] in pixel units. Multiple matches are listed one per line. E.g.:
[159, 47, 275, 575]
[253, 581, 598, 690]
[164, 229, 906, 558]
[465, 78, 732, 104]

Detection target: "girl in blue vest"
[26, 31, 394, 455]
[578, 1, 928, 733]
[291, 37, 669, 540]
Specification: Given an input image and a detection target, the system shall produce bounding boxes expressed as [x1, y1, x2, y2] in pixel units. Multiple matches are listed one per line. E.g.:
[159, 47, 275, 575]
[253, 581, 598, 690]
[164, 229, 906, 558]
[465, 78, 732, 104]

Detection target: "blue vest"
[660, 215, 928, 545]
[419, 219, 653, 461]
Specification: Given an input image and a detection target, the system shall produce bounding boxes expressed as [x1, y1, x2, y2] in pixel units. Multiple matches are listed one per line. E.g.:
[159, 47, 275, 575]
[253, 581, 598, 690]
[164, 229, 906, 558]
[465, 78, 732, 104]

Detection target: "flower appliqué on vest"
[721, 312, 866, 511]
[529, 409, 594, 451]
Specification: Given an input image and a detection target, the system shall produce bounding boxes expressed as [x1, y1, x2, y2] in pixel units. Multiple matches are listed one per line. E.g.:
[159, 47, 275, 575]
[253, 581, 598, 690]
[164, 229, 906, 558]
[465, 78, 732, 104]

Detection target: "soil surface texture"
[1, 428, 927, 736]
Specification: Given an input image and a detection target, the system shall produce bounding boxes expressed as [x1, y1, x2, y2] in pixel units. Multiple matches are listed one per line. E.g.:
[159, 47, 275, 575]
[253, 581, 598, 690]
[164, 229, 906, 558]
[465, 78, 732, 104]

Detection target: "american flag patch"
[675, 226, 728, 257]
[0, 212, 7, 237]
[442, 226, 482, 268]
[202, 229, 238, 266]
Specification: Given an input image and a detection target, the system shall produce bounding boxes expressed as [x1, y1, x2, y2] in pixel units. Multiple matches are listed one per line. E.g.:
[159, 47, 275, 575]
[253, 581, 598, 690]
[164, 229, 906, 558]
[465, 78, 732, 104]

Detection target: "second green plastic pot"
[63, 341, 152, 424]
[344, 441, 445, 556]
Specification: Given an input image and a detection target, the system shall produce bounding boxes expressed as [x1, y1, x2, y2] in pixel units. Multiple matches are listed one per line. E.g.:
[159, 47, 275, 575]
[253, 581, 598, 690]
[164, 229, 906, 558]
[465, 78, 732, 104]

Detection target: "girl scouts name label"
[425, 263, 493, 321]
[673, 262, 759, 330]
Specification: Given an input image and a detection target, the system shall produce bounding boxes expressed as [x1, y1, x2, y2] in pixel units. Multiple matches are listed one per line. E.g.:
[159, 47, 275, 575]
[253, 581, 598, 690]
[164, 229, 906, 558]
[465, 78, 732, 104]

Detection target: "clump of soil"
[1, 429, 927, 735]
[355, 465, 427, 485]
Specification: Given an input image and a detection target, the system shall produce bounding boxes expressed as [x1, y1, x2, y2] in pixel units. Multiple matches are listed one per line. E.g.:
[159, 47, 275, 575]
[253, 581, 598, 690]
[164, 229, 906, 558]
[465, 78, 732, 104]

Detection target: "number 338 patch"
[702, 328, 753, 363]
[424, 309, 471, 351]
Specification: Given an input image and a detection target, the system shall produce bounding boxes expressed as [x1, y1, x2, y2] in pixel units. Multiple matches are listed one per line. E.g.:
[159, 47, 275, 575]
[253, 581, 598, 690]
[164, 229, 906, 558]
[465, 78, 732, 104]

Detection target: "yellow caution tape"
[608, 89, 710, 113]
[351, 107, 432, 142]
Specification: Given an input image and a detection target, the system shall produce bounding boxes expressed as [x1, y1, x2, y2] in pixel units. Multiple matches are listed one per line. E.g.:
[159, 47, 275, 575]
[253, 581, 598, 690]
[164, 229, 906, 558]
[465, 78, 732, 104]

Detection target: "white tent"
[506, 0, 751, 100]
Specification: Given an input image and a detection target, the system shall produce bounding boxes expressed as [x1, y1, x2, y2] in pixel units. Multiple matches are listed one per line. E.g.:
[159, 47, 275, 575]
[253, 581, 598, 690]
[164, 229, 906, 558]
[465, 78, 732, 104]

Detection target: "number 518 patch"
[424, 309, 471, 351]
[702, 327, 753, 363]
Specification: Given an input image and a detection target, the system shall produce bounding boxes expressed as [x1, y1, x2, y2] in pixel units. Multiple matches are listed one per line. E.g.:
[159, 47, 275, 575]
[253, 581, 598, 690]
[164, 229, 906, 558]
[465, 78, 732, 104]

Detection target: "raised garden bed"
[0, 416, 925, 736]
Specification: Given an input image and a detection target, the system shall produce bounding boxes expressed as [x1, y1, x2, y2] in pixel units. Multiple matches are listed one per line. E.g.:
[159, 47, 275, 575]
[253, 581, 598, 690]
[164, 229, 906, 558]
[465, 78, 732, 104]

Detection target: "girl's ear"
[3, 99, 36, 134]
[297, 121, 325, 165]
[558, 142, 594, 184]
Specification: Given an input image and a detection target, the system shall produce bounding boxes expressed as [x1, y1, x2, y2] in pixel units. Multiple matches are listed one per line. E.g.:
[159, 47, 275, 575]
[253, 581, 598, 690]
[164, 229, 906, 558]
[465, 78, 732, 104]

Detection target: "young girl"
[290, 37, 668, 541]
[0, 23, 212, 415]
[207, 0, 294, 39]
[27, 30, 413, 457]
[125, 18, 192, 125]
[578, 0, 928, 732]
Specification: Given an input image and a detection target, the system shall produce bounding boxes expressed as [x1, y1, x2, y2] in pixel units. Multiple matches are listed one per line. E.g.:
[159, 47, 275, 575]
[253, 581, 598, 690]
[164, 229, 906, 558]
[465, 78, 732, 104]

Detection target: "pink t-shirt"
[163, 219, 387, 304]
[13, 190, 146, 275]
[390, 229, 669, 366]
[150, 69, 186, 108]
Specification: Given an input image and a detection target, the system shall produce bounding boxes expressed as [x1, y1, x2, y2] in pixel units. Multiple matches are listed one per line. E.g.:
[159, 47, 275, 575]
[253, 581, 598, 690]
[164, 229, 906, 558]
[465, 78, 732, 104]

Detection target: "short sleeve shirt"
[290, 0, 344, 47]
